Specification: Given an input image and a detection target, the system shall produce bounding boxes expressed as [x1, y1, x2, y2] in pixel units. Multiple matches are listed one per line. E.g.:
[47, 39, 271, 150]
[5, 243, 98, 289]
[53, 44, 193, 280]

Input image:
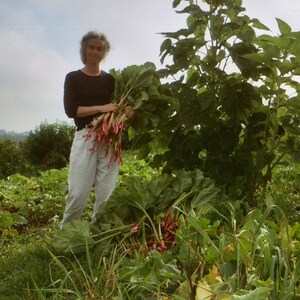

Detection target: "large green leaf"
[251, 18, 270, 31]
[172, 170, 193, 194]
[176, 85, 206, 128]
[276, 18, 291, 35]
[110, 62, 156, 103]
[148, 173, 173, 197]
[232, 287, 272, 299]
[229, 43, 261, 78]
[130, 68, 155, 91]
[242, 52, 274, 64]
[160, 38, 172, 62]
[172, 0, 181, 8]
[191, 181, 221, 209]
[53, 220, 95, 253]
[287, 96, 300, 110]
[221, 81, 261, 122]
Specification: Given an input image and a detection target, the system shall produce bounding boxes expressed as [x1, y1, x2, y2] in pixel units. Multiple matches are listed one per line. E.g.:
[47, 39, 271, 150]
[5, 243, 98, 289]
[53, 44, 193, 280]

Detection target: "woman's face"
[85, 38, 105, 65]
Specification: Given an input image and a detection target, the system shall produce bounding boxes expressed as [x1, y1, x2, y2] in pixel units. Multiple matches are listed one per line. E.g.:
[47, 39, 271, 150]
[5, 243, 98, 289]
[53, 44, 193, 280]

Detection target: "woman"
[61, 31, 132, 226]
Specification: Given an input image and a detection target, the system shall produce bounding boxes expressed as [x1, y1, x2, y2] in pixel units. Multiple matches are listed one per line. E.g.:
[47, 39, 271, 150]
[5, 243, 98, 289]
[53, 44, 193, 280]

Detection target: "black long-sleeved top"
[63, 70, 115, 130]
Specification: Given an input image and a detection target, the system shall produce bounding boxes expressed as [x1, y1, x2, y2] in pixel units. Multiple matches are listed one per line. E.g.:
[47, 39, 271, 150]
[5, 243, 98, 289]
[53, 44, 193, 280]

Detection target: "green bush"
[22, 122, 75, 170]
[0, 140, 25, 178]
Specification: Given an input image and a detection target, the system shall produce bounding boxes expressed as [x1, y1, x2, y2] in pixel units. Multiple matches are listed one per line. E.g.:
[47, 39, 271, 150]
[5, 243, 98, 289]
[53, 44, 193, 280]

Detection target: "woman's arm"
[76, 103, 117, 118]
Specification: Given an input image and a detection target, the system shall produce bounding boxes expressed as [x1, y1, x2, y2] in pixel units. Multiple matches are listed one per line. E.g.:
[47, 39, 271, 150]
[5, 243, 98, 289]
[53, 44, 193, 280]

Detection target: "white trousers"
[61, 129, 120, 225]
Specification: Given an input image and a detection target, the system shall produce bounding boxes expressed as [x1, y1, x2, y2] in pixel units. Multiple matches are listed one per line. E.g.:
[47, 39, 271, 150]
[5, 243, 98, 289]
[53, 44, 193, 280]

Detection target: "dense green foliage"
[125, 0, 300, 203]
[0, 169, 68, 229]
[0, 154, 155, 231]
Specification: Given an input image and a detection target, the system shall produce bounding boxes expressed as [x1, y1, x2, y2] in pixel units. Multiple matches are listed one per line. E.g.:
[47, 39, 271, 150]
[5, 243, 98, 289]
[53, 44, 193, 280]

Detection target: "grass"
[0, 230, 55, 299]
[0, 224, 124, 300]
[1, 203, 300, 299]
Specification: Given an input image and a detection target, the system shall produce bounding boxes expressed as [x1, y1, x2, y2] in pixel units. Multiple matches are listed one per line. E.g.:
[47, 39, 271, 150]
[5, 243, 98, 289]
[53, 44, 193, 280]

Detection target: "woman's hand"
[100, 103, 118, 113]
[124, 106, 135, 119]
[76, 103, 117, 117]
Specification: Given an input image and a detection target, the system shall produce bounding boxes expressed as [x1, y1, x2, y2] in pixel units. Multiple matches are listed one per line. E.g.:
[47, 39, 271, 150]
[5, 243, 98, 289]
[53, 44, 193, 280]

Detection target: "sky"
[1, 0, 300, 133]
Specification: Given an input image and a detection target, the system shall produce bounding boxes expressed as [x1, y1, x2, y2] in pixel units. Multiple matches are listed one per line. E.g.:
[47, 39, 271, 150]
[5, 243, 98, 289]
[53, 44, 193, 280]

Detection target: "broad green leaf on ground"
[231, 287, 271, 299]
[53, 220, 94, 253]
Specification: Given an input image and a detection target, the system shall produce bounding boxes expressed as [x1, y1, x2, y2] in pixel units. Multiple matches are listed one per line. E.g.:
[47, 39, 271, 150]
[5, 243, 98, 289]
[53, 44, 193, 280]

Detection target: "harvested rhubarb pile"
[84, 63, 161, 164]
[144, 209, 179, 253]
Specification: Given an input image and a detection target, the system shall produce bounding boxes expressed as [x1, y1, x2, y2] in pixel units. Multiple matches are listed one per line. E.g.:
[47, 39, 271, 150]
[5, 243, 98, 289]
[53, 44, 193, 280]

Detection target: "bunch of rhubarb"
[130, 209, 179, 254]
[84, 63, 156, 164]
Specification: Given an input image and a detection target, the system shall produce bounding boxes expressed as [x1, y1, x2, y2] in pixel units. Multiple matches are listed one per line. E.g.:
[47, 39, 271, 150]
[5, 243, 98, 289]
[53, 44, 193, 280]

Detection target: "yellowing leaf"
[196, 282, 213, 300]
[280, 134, 288, 143]
[204, 265, 223, 285]
[225, 243, 235, 253]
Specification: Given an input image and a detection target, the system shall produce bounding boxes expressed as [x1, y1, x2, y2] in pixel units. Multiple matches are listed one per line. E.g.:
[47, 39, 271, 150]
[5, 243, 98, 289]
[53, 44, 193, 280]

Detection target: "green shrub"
[22, 121, 75, 170]
[0, 140, 25, 178]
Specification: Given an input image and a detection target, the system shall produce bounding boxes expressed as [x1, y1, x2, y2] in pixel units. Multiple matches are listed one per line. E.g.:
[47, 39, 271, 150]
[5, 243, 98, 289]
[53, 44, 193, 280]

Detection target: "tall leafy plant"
[144, 0, 300, 201]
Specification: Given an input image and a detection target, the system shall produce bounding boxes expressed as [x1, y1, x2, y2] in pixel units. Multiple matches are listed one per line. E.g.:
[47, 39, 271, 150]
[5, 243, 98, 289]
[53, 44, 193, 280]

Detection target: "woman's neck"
[81, 65, 101, 76]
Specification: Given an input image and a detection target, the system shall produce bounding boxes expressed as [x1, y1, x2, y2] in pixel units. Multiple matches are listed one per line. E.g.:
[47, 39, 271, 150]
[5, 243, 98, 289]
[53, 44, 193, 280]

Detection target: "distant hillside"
[0, 129, 29, 143]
